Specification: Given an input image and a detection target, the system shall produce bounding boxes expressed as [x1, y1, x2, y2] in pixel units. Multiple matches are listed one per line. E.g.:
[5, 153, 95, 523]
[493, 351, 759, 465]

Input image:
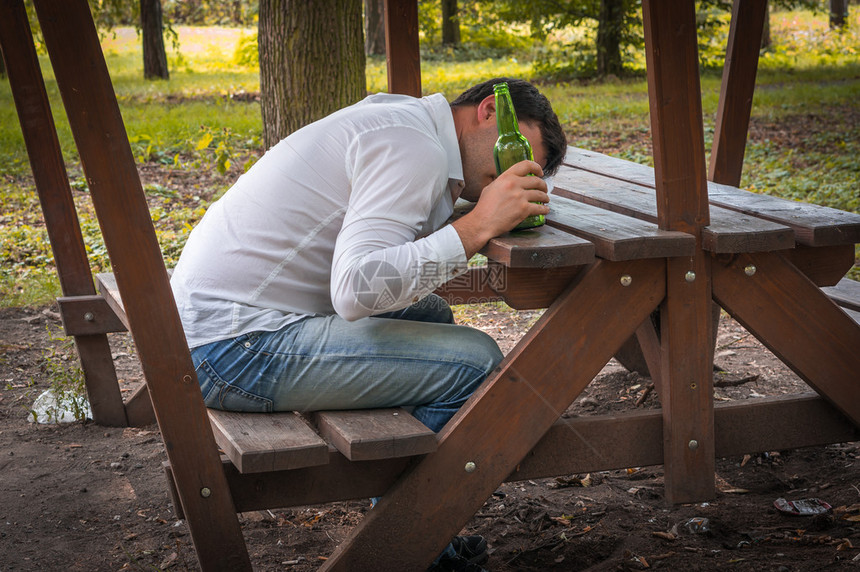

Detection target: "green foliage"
[233, 31, 259, 67]
[2, 11, 858, 307]
[419, 1, 536, 61]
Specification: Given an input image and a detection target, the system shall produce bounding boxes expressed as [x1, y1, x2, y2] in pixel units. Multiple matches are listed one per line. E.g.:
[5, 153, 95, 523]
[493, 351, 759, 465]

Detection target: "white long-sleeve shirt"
[170, 93, 468, 348]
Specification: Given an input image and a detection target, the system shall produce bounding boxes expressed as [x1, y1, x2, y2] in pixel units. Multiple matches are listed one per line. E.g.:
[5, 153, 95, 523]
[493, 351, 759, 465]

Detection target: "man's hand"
[452, 160, 549, 258]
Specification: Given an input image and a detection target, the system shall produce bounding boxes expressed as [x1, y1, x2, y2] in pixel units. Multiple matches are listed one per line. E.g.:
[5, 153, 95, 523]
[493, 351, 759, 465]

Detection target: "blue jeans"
[190, 295, 503, 433]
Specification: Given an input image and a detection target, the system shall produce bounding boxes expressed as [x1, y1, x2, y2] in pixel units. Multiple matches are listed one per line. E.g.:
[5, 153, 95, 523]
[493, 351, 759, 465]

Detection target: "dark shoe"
[427, 553, 488, 572]
[451, 535, 488, 565]
[427, 536, 489, 571]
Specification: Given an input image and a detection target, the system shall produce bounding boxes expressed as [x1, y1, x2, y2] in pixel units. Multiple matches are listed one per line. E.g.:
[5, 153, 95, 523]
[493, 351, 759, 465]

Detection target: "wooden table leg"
[642, 0, 717, 504]
[713, 251, 860, 426]
[321, 258, 666, 570]
[659, 255, 716, 503]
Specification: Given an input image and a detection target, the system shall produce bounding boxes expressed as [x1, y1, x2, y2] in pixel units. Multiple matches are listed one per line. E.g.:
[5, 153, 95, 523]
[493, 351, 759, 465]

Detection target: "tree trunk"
[364, 0, 386, 55]
[441, 0, 460, 46]
[442, 0, 460, 46]
[141, 0, 169, 80]
[830, 0, 848, 29]
[0, 44, 6, 79]
[761, 3, 771, 49]
[259, 0, 366, 148]
[596, 0, 623, 77]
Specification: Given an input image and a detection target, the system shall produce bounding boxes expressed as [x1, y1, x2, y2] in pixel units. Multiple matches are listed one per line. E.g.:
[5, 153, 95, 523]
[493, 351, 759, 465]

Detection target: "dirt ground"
[1, 301, 859, 572]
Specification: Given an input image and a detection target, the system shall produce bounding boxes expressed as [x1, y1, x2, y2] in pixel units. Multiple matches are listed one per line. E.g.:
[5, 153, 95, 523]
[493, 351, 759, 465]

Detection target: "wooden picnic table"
[3, 0, 859, 570]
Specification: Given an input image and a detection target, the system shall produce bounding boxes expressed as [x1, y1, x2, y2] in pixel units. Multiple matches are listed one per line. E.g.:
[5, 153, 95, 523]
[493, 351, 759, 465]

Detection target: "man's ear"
[476, 94, 496, 124]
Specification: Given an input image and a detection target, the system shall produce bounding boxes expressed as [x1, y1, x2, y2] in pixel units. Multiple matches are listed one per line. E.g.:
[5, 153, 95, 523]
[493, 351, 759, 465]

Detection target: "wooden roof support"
[710, 0, 769, 187]
[384, 0, 421, 96]
[0, 0, 128, 426]
[642, 0, 715, 504]
[28, 0, 251, 568]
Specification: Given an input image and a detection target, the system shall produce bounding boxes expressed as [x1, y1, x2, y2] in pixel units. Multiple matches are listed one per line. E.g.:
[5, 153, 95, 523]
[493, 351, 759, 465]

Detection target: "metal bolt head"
[685, 271, 696, 283]
[620, 275, 632, 287]
[84, 312, 95, 321]
[200, 487, 211, 498]
[688, 440, 699, 451]
[744, 265, 756, 276]
[464, 461, 477, 473]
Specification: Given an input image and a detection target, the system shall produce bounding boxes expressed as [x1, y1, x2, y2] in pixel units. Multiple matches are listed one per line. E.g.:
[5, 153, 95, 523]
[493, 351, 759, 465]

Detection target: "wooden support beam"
[321, 258, 666, 569]
[162, 392, 859, 514]
[0, 0, 128, 427]
[57, 295, 128, 336]
[383, 0, 421, 96]
[32, 0, 251, 568]
[511, 393, 859, 481]
[712, 251, 860, 428]
[433, 266, 505, 305]
[710, 0, 769, 186]
[642, 0, 715, 504]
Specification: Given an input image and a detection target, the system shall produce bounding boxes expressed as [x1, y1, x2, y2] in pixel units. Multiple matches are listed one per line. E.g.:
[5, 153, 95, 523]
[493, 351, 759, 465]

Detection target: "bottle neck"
[494, 86, 521, 136]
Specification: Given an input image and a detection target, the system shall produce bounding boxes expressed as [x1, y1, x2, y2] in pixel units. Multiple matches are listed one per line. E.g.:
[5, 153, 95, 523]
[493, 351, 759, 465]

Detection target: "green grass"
[1, 11, 858, 307]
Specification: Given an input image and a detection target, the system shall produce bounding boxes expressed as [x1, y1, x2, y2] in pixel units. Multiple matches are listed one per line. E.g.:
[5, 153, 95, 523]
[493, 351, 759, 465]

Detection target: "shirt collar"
[423, 93, 464, 192]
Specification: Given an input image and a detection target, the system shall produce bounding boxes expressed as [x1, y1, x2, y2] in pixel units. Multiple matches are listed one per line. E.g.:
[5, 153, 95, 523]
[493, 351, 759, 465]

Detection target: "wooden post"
[31, 0, 251, 568]
[642, 0, 716, 504]
[0, 0, 127, 426]
[383, 0, 421, 96]
[710, 0, 769, 187]
[322, 259, 666, 569]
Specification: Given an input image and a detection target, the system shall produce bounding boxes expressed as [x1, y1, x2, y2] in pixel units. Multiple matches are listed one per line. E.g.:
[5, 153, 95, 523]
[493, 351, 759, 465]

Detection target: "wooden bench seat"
[95, 273, 437, 473]
[822, 277, 860, 325]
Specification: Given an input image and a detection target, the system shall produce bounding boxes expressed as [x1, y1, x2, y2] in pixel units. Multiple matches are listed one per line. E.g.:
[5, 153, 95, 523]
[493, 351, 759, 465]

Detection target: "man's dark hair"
[451, 77, 567, 177]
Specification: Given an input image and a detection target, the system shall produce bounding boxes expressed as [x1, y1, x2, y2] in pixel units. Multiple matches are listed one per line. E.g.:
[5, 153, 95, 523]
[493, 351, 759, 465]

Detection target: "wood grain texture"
[32, 1, 252, 567]
[384, 0, 421, 96]
[564, 147, 860, 247]
[313, 408, 436, 461]
[208, 410, 330, 473]
[553, 167, 795, 253]
[547, 194, 696, 260]
[1, 0, 128, 426]
[321, 258, 666, 570]
[712, 251, 860, 427]
[709, 0, 769, 186]
[822, 278, 860, 312]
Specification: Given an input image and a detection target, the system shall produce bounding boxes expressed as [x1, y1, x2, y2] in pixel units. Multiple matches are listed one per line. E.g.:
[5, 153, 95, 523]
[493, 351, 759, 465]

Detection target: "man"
[170, 77, 567, 571]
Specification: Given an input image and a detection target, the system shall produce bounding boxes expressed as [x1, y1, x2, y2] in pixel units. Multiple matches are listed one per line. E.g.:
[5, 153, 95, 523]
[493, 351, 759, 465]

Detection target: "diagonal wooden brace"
[321, 258, 666, 570]
[712, 251, 860, 427]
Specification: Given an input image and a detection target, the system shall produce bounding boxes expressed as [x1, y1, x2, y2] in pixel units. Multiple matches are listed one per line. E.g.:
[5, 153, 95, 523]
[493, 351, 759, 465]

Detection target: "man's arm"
[452, 160, 549, 258]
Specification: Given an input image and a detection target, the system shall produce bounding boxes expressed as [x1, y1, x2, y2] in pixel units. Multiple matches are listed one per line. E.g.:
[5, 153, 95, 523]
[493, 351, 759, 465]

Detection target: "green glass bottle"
[493, 82, 544, 229]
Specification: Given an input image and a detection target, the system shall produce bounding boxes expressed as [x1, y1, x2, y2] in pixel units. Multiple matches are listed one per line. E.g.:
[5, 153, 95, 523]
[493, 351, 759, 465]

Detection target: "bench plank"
[313, 408, 437, 461]
[547, 194, 696, 260]
[208, 409, 329, 473]
[553, 167, 796, 253]
[481, 224, 595, 268]
[453, 201, 595, 268]
[96, 272, 130, 329]
[822, 277, 860, 313]
[563, 147, 860, 247]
